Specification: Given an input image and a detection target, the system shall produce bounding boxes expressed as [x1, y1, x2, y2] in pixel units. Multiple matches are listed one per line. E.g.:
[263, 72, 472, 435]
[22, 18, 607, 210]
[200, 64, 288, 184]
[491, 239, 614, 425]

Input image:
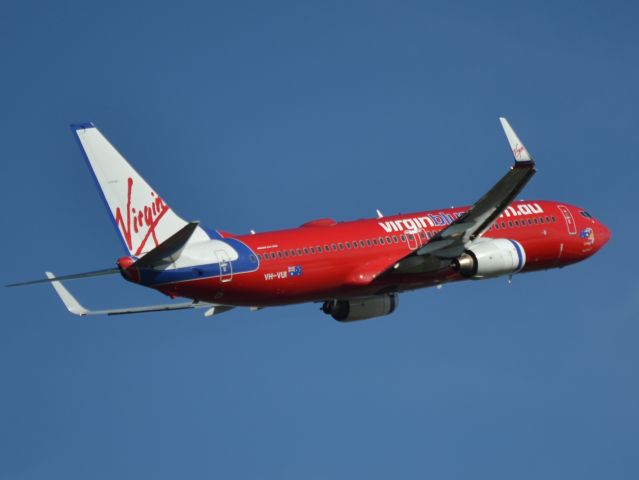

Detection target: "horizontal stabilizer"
[6, 268, 119, 287]
[7, 222, 201, 287]
[45, 272, 233, 316]
[133, 221, 200, 269]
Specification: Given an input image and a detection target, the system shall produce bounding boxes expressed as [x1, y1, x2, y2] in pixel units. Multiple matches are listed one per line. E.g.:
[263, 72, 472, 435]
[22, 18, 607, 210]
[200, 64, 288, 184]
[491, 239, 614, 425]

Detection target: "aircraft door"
[215, 250, 233, 283]
[557, 205, 577, 235]
[406, 229, 425, 250]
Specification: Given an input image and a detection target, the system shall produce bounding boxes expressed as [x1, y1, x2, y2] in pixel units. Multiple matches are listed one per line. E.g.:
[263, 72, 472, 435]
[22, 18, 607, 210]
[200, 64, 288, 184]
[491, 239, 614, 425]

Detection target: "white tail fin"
[71, 122, 208, 256]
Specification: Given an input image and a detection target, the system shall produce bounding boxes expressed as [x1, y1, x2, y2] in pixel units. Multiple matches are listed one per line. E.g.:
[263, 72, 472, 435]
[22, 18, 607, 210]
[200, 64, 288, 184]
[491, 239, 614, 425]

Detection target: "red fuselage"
[154, 200, 610, 307]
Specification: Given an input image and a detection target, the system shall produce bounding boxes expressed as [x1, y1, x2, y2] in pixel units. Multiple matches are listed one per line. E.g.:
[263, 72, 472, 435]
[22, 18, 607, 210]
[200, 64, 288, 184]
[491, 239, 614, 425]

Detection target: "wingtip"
[499, 117, 534, 164]
[70, 122, 95, 131]
[46, 271, 89, 316]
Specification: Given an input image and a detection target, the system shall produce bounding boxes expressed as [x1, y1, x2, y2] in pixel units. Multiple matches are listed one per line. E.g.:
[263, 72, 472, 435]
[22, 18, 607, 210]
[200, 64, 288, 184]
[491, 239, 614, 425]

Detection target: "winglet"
[45, 271, 236, 317]
[499, 117, 533, 164]
[45, 272, 89, 316]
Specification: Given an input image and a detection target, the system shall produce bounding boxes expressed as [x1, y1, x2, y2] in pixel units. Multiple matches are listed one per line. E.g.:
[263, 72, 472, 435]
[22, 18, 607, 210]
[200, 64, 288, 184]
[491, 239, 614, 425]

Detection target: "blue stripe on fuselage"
[203, 228, 224, 240]
[137, 236, 259, 286]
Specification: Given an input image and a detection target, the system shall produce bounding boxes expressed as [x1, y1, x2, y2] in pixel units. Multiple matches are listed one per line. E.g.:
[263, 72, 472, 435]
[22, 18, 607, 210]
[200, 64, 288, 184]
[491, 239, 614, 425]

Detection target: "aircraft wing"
[391, 117, 536, 273]
[45, 272, 234, 317]
[6, 268, 120, 287]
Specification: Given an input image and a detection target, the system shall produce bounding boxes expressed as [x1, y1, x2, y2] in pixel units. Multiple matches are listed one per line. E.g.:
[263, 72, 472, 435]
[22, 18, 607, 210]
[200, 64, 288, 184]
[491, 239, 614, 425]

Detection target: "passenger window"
[297, 248, 303, 255]
[352, 241, 358, 248]
[400, 235, 406, 242]
[338, 243, 344, 250]
[528, 219, 532, 225]
[494, 224, 499, 230]
[501, 222, 506, 228]
[366, 239, 372, 247]
[514, 220, 520, 227]
[331, 244, 337, 251]
[393, 236, 398, 243]
[508, 221, 513, 228]
[379, 237, 385, 245]
[539, 217, 544, 224]
[303, 248, 309, 255]
[310, 247, 315, 254]
[324, 244, 330, 252]
[317, 246, 322, 253]
[360, 240, 366, 247]
[373, 238, 379, 246]
[346, 242, 351, 249]
[277, 251, 283, 258]
[284, 250, 289, 257]
[257, 254, 263, 261]
[533, 218, 538, 224]
[551, 216, 556, 222]
[290, 249, 296, 257]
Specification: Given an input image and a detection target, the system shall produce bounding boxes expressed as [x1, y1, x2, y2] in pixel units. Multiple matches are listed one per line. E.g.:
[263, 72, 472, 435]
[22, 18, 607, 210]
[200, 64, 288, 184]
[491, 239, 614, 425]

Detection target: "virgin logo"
[115, 177, 169, 255]
[512, 144, 525, 159]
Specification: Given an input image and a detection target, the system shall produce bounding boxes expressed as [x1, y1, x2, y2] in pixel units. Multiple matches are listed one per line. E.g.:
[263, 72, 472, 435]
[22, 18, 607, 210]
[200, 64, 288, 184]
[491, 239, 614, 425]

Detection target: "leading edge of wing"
[391, 118, 537, 272]
[45, 272, 233, 317]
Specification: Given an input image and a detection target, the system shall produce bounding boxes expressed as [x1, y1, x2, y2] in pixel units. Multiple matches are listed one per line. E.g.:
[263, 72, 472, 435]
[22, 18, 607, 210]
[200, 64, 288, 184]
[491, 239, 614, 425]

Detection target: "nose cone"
[597, 222, 611, 248]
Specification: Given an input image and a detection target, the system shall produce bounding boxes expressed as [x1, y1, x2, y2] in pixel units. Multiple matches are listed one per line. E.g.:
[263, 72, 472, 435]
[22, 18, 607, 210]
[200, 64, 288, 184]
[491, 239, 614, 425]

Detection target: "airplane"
[7, 118, 610, 321]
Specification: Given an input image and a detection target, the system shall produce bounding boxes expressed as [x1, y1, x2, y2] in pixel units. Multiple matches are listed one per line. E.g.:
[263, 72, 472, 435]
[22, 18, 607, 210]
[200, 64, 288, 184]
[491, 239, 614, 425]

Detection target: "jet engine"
[322, 294, 399, 322]
[452, 239, 526, 278]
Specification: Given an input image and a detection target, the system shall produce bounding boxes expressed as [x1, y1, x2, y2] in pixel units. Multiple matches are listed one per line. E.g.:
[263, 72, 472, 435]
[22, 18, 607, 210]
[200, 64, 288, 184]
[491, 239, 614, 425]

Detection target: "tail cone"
[117, 256, 141, 283]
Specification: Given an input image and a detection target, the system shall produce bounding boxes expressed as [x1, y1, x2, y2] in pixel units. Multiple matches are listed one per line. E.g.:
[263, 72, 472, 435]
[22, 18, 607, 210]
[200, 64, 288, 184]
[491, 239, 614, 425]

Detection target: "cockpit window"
[580, 211, 593, 219]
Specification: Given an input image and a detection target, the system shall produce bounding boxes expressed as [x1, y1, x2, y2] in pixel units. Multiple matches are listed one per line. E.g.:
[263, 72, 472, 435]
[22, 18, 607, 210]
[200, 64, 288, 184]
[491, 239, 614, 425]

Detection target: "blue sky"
[1, 1, 638, 478]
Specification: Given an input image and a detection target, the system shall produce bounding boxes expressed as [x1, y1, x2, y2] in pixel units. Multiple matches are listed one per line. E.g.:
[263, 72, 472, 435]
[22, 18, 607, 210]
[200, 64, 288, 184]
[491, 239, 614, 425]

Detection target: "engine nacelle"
[322, 294, 399, 322]
[452, 239, 526, 278]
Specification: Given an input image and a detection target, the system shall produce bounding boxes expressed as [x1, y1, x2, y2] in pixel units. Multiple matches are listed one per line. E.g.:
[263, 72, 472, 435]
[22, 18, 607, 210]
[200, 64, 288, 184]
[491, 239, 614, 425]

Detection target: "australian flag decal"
[288, 266, 303, 277]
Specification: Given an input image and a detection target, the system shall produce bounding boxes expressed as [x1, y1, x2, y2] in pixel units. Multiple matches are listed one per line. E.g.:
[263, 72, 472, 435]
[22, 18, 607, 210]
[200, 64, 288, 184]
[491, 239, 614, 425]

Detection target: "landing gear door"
[215, 250, 233, 283]
[557, 205, 577, 235]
